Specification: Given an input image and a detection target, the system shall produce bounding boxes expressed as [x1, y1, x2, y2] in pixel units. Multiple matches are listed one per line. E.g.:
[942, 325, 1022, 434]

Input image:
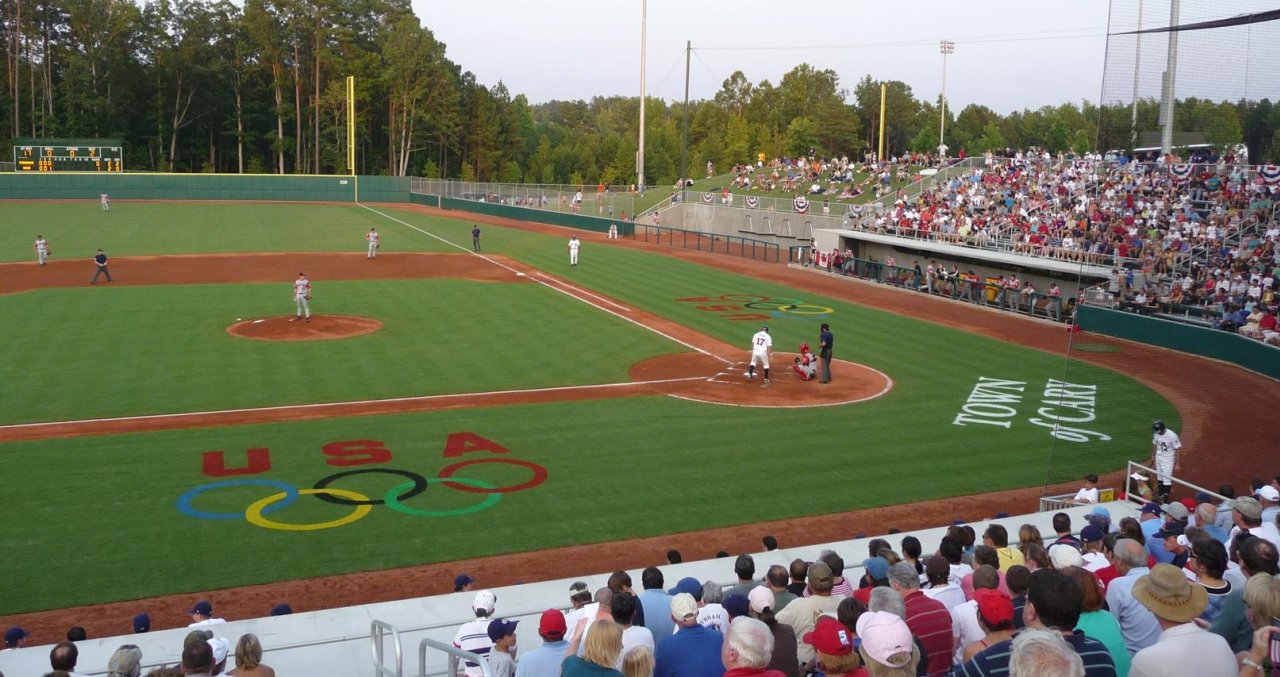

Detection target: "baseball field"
[2, 199, 1250, 633]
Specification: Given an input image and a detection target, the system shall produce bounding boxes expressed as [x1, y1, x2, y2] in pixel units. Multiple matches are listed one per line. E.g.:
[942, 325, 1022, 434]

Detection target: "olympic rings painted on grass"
[246, 488, 373, 531]
[312, 468, 429, 506]
[383, 477, 502, 517]
[437, 458, 549, 494]
[744, 299, 835, 315]
[176, 478, 300, 520]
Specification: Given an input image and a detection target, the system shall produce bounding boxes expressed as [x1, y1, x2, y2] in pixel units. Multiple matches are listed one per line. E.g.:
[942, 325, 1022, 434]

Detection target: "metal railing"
[637, 223, 781, 263]
[412, 178, 644, 221]
[1038, 488, 1118, 512]
[372, 620, 405, 677]
[421, 637, 492, 677]
[1120, 461, 1228, 508]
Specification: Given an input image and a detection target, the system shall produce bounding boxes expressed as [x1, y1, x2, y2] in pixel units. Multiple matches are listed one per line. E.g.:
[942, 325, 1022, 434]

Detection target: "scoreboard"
[12, 139, 123, 172]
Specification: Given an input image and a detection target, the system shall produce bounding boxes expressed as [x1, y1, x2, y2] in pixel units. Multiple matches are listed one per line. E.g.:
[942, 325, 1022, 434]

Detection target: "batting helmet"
[1152, 420, 1166, 434]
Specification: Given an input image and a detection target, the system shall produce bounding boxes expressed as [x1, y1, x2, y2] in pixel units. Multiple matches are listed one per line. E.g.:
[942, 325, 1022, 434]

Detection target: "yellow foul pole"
[878, 83, 887, 162]
[347, 75, 357, 201]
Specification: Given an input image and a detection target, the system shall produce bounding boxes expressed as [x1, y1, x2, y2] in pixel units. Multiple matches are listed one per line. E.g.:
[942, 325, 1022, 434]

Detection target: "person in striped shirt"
[888, 562, 954, 677]
[948, 569, 1116, 677]
[451, 590, 498, 677]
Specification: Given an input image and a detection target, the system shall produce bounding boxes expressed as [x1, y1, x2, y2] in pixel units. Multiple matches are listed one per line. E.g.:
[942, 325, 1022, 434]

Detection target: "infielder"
[793, 342, 817, 381]
[34, 235, 50, 265]
[365, 228, 380, 258]
[100, 192, 110, 211]
[293, 272, 312, 322]
[568, 236, 580, 266]
[745, 325, 772, 384]
[1150, 420, 1182, 503]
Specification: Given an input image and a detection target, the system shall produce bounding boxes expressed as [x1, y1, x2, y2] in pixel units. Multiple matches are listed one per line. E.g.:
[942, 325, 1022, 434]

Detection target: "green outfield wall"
[1077, 305, 1280, 380]
[0, 173, 410, 202]
[439, 196, 634, 236]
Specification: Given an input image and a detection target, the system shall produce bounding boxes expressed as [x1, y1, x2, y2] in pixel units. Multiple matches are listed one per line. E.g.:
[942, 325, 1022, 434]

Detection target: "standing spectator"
[654, 594, 723, 677]
[638, 568, 673, 648]
[188, 601, 226, 628]
[564, 620, 623, 677]
[608, 571, 646, 628]
[1062, 567, 1130, 677]
[728, 555, 760, 598]
[1007, 629, 1085, 677]
[763, 565, 798, 613]
[983, 525, 1025, 572]
[486, 619, 519, 677]
[818, 324, 834, 384]
[226, 634, 274, 677]
[564, 582, 595, 639]
[1127, 564, 1235, 677]
[748, 587, 800, 677]
[778, 562, 843, 665]
[106, 644, 143, 677]
[1256, 485, 1279, 526]
[612, 593, 654, 662]
[452, 590, 497, 677]
[1105, 539, 1161, 655]
[515, 610, 570, 677]
[723, 617, 787, 677]
[888, 562, 953, 677]
[89, 248, 112, 284]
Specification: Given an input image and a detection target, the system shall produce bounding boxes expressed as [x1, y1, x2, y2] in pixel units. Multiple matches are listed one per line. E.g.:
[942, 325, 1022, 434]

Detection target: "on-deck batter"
[745, 325, 772, 384]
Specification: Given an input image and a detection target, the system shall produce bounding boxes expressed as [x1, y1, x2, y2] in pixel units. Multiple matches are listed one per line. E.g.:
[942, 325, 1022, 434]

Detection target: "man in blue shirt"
[514, 610, 570, 677]
[655, 593, 723, 677]
[90, 248, 112, 284]
[818, 323, 834, 384]
[638, 567, 674, 648]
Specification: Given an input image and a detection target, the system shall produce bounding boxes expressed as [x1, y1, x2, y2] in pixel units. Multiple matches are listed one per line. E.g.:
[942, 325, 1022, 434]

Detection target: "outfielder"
[1150, 420, 1182, 503]
[793, 342, 817, 381]
[293, 272, 312, 322]
[568, 236, 580, 266]
[366, 228, 380, 258]
[100, 192, 110, 211]
[34, 235, 49, 265]
[745, 325, 772, 384]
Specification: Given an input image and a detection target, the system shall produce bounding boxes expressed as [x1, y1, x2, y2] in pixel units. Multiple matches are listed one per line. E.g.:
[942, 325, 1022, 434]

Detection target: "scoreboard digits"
[13, 142, 123, 172]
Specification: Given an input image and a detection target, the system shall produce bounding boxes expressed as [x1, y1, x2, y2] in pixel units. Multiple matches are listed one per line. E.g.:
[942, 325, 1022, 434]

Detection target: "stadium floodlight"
[939, 40, 955, 160]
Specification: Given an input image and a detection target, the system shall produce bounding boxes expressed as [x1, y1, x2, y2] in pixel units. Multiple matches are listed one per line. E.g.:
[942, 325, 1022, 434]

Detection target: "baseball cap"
[723, 593, 750, 619]
[1155, 522, 1185, 540]
[1080, 525, 1104, 543]
[802, 616, 854, 656]
[189, 600, 213, 616]
[1258, 485, 1280, 502]
[862, 557, 889, 581]
[973, 589, 1014, 626]
[4, 627, 30, 645]
[748, 586, 775, 615]
[1139, 502, 1163, 516]
[454, 573, 475, 591]
[1163, 502, 1189, 521]
[486, 618, 518, 641]
[1236, 497, 1263, 521]
[1048, 543, 1084, 569]
[208, 637, 230, 665]
[667, 576, 703, 599]
[807, 561, 833, 587]
[1130, 472, 1150, 482]
[107, 645, 143, 676]
[855, 611, 914, 668]
[538, 609, 567, 640]
[270, 603, 293, 616]
[670, 593, 699, 621]
[472, 590, 497, 613]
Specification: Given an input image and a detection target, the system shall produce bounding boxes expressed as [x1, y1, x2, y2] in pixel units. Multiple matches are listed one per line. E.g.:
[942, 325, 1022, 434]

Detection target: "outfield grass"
[0, 202, 1176, 612]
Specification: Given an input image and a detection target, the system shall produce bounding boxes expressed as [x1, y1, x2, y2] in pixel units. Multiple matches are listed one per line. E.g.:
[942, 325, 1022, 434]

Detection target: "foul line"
[357, 204, 728, 363]
[0, 376, 711, 433]
[531, 272, 630, 311]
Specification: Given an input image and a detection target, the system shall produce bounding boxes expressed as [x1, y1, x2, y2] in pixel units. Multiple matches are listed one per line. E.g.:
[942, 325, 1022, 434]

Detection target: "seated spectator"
[958, 589, 1016, 663]
[638, 568, 673, 647]
[1007, 566, 1032, 629]
[779, 562, 842, 665]
[1072, 476, 1100, 506]
[1128, 564, 1236, 676]
[984, 525, 1025, 572]
[612, 593, 654, 662]
[729, 555, 760, 597]
[855, 557, 892, 605]
[1080, 527, 1108, 572]
[724, 617, 787, 677]
[764, 565, 798, 613]
[181, 638, 216, 677]
[748, 587, 801, 677]
[1105, 538, 1161, 655]
[801, 616, 863, 677]
[888, 562, 953, 676]
[514, 610, 570, 677]
[1007, 629, 1085, 677]
[208, 638, 231, 675]
[855, 611, 921, 677]
[654, 595, 722, 677]
[921, 557, 965, 613]
[954, 565, 1002, 662]
[106, 644, 143, 677]
[49, 641, 82, 675]
[188, 600, 226, 628]
[608, 571, 646, 628]
[1061, 566, 1130, 677]
[698, 582, 729, 632]
[620, 646, 653, 677]
[961, 547, 1010, 599]
[938, 536, 974, 587]
[226, 634, 274, 677]
[565, 619, 624, 677]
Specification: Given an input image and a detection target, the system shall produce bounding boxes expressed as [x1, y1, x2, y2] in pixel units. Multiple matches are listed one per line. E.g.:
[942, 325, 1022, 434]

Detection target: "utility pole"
[1159, 0, 1180, 156]
[939, 40, 955, 160]
[637, 0, 647, 194]
[680, 40, 691, 203]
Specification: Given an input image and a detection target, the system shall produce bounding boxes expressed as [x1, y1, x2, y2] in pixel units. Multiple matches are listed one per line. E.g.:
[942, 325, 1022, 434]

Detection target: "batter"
[745, 326, 772, 384]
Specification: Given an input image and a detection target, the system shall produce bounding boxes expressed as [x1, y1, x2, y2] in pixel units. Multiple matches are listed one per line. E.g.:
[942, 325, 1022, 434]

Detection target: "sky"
[410, 0, 1114, 113]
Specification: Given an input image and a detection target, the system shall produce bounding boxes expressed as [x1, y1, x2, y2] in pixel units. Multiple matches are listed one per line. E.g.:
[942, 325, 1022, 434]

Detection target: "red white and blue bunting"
[1259, 165, 1280, 184]
[793, 196, 810, 214]
[1169, 164, 1193, 182]
[745, 196, 759, 209]
[702, 192, 715, 203]
[1073, 160, 1095, 172]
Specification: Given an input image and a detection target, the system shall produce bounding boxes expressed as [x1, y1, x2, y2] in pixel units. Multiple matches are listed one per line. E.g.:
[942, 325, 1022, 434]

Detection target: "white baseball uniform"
[100, 193, 110, 211]
[568, 237, 580, 265]
[366, 230, 380, 258]
[34, 236, 48, 265]
[1152, 428, 1182, 483]
[294, 277, 312, 320]
[749, 330, 772, 370]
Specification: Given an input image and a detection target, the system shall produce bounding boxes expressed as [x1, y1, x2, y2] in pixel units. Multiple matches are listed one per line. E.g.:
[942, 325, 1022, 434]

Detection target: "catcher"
[793, 342, 818, 381]
[293, 272, 312, 322]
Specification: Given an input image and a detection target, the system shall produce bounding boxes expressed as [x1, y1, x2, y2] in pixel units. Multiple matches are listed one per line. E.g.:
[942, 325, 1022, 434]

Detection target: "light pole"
[637, 0, 647, 194]
[939, 40, 955, 160]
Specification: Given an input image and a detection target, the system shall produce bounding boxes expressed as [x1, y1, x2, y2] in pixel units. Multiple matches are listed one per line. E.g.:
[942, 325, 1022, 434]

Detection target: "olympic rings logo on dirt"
[677, 294, 833, 322]
[177, 436, 546, 531]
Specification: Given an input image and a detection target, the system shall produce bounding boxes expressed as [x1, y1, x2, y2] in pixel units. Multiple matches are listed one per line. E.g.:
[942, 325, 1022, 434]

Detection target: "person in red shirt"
[888, 562, 953, 676]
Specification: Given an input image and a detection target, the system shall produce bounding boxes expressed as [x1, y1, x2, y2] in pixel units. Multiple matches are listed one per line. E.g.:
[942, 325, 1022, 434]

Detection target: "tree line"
[4, 0, 1280, 182]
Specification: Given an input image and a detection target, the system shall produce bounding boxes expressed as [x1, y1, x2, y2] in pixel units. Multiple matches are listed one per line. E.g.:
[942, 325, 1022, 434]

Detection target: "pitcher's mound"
[227, 315, 383, 341]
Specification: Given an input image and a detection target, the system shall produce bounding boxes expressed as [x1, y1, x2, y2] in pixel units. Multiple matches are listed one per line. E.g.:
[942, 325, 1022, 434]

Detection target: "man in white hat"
[452, 590, 498, 677]
[1128, 564, 1235, 677]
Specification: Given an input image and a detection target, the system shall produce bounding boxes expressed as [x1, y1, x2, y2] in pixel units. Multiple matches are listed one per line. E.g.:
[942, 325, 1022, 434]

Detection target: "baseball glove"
[306, 295, 312, 301]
